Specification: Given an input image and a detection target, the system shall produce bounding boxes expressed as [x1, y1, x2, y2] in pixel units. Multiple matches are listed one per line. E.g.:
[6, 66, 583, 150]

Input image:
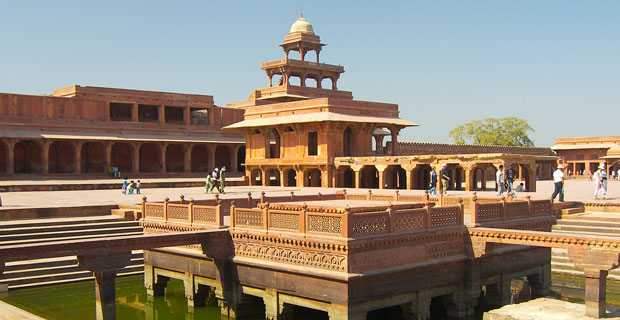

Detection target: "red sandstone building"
[553, 136, 620, 177]
[0, 85, 245, 177]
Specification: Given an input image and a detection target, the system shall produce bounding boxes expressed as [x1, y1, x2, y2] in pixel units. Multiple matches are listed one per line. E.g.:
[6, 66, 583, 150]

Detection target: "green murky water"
[2, 273, 613, 320]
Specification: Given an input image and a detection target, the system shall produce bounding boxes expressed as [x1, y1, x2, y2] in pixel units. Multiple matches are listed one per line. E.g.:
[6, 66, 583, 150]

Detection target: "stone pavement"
[484, 297, 620, 320]
[0, 178, 619, 210]
[0, 300, 44, 320]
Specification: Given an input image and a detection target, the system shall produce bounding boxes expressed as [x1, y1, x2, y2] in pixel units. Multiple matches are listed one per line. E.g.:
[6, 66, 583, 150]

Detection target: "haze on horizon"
[1, 1, 618, 147]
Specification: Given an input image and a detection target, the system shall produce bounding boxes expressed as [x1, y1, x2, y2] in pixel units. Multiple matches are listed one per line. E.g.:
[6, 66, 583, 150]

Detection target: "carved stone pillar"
[131, 103, 139, 122]
[485, 274, 512, 307]
[376, 164, 387, 189]
[402, 164, 416, 190]
[183, 107, 191, 125]
[184, 144, 193, 173]
[104, 142, 112, 172]
[401, 292, 431, 320]
[296, 169, 304, 187]
[77, 252, 131, 320]
[144, 264, 169, 297]
[158, 105, 165, 124]
[160, 143, 167, 174]
[328, 304, 367, 320]
[42, 140, 51, 174]
[462, 164, 476, 192]
[262, 169, 268, 187]
[264, 288, 294, 320]
[351, 164, 363, 189]
[208, 145, 216, 170]
[75, 141, 83, 174]
[6, 139, 16, 174]
[132, 142, 141, 174]
[231, 146, 239, 173]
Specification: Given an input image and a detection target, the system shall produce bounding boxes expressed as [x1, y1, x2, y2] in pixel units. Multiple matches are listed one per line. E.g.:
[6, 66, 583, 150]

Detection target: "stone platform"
[484, 298, 620, 320]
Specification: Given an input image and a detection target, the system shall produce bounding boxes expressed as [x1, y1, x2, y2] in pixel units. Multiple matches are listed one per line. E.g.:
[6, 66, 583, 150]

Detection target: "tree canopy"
[448, 117, 535, 147]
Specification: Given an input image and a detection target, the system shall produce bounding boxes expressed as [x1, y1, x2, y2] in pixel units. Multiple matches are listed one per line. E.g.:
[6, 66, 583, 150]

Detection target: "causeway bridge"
[2, 190, 620, 319]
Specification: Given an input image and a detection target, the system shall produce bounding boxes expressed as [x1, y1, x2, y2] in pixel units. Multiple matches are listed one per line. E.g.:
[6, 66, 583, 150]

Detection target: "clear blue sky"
[1, 1, 619, 147]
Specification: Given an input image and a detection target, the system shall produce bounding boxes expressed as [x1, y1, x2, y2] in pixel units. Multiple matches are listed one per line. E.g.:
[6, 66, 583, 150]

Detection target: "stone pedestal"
[585, 269, 607, 318]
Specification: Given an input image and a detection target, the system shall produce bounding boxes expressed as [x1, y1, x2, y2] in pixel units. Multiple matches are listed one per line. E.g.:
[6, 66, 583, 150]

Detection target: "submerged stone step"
[0, 231, 144, 247]
[2, 267, 144, 289]
[0, 215, 125, 229]
[0, 221, 140, 236]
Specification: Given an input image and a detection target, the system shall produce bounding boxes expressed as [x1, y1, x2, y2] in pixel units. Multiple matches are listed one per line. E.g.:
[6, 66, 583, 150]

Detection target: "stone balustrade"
[470, 196, 553, 226]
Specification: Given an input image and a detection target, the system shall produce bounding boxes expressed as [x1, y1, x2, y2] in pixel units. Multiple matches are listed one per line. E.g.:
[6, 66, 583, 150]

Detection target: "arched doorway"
[385, 165, 407, 189]
[140, 143, 161, 173]
[166, 144, 185, 173]
[112, 143, 132, 173]
[360, 166, 378, 189]
[267, 130, 281, 159]
[306, 169, 322, 187]
[267, 169, 281, 186]
[250, 169, 262, 186]
[191, 145, 209, 172]
[342, 167, 354, 188]
[81, 142, 105, 173]
[48, 141, 75, 173]
[285, 169, 297, 187]
[343, 127, 353, 156]
[14, 140, 42, 174]
[214, 146, 231, 169]
[237, 146, 246, 173]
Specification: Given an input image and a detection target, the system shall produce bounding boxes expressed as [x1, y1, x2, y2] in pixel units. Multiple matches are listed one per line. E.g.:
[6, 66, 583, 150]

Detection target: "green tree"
[448, 117, 535, 147]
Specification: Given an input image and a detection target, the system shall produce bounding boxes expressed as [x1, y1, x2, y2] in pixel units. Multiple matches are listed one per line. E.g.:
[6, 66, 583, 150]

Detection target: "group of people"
[428, 163, 450, 196]
[121, 177, 141, 195]
[108, 166, 121, 178]
[496, 164, 524, 198]
[205, 166, 226, 193]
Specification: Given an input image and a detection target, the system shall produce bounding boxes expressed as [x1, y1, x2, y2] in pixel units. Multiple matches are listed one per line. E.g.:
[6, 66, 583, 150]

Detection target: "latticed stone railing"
[470, 195, 553, 226]
[141, 196, 225, 228]
[230, 200, 464, 238]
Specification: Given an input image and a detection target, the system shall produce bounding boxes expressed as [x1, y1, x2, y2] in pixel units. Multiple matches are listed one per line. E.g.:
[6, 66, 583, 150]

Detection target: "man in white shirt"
[551, 164, 565, 202]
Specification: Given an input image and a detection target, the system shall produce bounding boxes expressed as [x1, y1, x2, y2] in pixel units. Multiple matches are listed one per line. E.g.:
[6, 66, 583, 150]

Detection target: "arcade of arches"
[247, 157, 556, 192]
[0, 138, 245, 175]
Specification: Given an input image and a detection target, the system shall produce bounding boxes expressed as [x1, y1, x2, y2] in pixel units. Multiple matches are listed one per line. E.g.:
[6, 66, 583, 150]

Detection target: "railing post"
[189, 198, 195, 224]
[469, 196, 479, 227]
[387, 202, 394, 233]
[457, 197, 464, 225]
[141, 196, 147, 219]
[368, 189, 372, 200]
[230, 200, 237, 228]
[300, 203, 307, 233]
[216, 197, 223, 227]
[526, 195, 532, 219]
[263, 202, 269, 231]
[163, 197, 169, 221]
[424, 201, 432, 230]
[343, 206, 351, 238]
[395, 190, 399, 202]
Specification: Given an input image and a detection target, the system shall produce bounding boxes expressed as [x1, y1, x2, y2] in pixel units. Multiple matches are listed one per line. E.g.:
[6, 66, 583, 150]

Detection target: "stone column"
[183, 107, 191, 125]
[328, 304, 367, 320]
[376, 164, 387, 189]
[263, 288, 294, 320]
[279, 169, 285, 187]
[160, 143, 168, 174]
[75, 141, 83, 174]
[104, 142, 112, 171]
[158, 105, 166, 124]
[144, 264, 169, 297]
[231, 146, 239, 173]
[208, 145, 216, 170]
[463, 164, 475, 192]
[585, 269, 608, 318]
[262, 169, 268, 187]
[296, 169, 304, 187]
[480, 167, 487, 190]
[42, 140, 51, 174]
[351, 165, 363, 189]
[184, 273, 208, 309]
[485, 275, 512, 307]
[401, 292, 431, 320]
[132, 142, 141, 174]
[131, 103, 139, 122]
[6, 139, 16, 174]
[184, 144, 193, 173]
[321, 167, 330, 188]
[402, 164, 416, 190]
[390, 129, 399, 155]
[77, 252, 131, 320]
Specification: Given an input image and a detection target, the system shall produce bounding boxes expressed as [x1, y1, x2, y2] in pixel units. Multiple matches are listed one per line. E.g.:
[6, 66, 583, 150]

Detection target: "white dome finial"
[289, 14, 314, 35]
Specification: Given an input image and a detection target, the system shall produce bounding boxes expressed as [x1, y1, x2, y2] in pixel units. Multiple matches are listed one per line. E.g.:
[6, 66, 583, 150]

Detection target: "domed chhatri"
[289, 13, 314, 35]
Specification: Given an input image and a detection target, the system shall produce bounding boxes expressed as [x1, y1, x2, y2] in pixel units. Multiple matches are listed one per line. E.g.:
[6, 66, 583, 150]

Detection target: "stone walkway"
[0, 300, 44, 320]
[0, 178, 619, 210]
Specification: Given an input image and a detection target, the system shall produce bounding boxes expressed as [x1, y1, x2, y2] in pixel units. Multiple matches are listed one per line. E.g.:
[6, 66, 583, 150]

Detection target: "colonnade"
[0, 138, 244, 176]
[246, 161, 540, 192]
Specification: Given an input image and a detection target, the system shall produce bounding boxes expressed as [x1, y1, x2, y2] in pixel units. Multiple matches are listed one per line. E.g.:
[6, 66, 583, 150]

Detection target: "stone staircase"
[0, 215, 144, 289]
[551, 214, 620, 280]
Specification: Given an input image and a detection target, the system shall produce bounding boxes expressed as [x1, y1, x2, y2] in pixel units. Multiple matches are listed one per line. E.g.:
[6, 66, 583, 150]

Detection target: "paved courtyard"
[0, 178, 618, 210]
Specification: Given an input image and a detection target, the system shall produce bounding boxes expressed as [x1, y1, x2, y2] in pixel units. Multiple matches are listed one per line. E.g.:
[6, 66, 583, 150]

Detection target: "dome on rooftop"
[289, 14, 315, 35]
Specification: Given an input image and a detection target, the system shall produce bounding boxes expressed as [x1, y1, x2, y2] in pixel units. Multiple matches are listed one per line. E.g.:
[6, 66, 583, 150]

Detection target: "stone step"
[2, 256, 143, 280]
[0, 225, 143, 243]
[7, 270, 145, 290]
[552, 224, 620, 236]
[0, 215, 125, 229]
[554, 218, 620, 229]
[550, 228, 620, 239]
[1, 265, 144, 288]
[559, 213, 620, 223]
[0, 231, 144, 247]
[4, 250, 143, 275]
[0, 220, 140, 236]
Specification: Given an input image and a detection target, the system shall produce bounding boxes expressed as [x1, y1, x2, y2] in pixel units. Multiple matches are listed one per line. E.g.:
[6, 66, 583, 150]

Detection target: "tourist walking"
[496, 165, 505, 197]
[136, 180, 141, 194]
[594, 165, 606, 200]
[505, 164, 516, 198]
[551, 164, 564, 202]
[440, 164, 450, 195]
[428, 169, 437, 195]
